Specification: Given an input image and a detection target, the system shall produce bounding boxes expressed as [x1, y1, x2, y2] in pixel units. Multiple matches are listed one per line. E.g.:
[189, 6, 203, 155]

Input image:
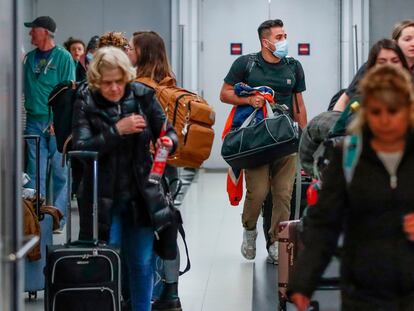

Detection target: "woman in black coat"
[289, 65, 414, 311]
[72, 46, 178, 311]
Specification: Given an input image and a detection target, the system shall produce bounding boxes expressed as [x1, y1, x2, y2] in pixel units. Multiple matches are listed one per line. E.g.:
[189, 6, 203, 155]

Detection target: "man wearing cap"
[23, 16, 75, 229]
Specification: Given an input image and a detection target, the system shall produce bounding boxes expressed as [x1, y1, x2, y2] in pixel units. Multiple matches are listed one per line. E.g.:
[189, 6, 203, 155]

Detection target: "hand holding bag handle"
[239, 100, 275, 129]
[221, 100, 299, 169]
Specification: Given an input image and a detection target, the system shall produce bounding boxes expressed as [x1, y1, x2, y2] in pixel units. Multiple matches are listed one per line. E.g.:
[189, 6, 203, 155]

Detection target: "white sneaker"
[241, 229, 257, 260]
[267, 241, 278, 265]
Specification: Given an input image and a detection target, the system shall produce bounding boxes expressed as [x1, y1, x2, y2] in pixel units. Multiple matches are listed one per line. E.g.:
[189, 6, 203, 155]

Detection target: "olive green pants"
[242, 154, 297, 244]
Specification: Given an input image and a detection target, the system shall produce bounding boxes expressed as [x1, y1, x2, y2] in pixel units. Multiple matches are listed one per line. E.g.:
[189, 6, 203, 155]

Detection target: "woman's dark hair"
[349, 64, 414, 133]
[132, 31, 174, 83]
[366, 39, 409, 69]
[86, 35, 100, 52]
[63, 37, 85, 51]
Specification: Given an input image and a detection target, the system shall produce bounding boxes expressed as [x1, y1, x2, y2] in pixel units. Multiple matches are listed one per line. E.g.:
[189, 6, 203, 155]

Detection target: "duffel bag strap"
[178, 222, 191, 276]
[265, 101, 274, 118]
[239, 100, 275, 129]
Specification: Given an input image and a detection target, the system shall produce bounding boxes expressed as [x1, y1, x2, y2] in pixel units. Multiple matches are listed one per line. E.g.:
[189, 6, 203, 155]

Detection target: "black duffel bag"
[48, 80, 82, 153]
[221, 102, 300, 169]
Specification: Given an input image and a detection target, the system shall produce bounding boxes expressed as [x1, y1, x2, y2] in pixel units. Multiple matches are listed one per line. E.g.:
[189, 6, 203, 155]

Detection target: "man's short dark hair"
[257, 19, 284, 39]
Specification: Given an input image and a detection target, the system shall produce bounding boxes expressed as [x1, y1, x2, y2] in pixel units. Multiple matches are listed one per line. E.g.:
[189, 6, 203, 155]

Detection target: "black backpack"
[48, 80, 82, 153]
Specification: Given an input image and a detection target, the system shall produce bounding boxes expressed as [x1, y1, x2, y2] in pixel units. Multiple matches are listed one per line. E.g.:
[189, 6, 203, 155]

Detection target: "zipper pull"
[182, 111, 190, 136]
[182, 122, 188, 136]
[390, 175, 398, 189]
[117, 104, 121, 115]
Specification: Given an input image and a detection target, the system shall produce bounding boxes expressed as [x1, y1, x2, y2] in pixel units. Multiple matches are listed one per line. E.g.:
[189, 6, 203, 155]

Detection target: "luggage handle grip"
[67, 150, 98, 160]
[68, 239, 102, 247]
[23, 134, 41, 141]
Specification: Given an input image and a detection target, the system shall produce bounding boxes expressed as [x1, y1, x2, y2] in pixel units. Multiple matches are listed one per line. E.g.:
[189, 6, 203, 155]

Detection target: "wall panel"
[370, 0, 414, 46]
[32, 0, 171, 55]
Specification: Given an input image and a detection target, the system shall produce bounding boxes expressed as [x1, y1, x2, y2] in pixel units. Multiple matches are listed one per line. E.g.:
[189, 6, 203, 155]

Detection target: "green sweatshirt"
[23, 45, 75, 120]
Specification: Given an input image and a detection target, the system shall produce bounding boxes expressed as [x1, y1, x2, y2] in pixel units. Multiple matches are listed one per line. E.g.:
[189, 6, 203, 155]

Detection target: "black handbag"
[153, 178, 191, 275]
[221, 102, 300, 169]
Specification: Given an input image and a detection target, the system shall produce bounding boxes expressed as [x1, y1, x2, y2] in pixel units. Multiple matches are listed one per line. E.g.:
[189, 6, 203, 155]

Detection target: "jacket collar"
[91, 83, 133, 108]
[362, 127, 414, 162]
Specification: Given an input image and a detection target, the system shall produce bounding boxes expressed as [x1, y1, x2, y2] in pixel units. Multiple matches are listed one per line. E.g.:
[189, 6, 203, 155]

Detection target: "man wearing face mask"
[76, 35, 100, 82]
[220, 19, 307, 264]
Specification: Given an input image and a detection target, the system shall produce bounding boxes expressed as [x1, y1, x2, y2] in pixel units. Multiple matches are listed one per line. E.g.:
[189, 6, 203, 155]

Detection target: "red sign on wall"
[230, 43, 242, 55]
[298, 43, 310, 56]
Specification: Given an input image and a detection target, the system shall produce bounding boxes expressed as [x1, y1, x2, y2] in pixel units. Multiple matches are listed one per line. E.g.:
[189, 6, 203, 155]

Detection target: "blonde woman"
[72, 47, 178, 311]
[289, 65, 414, 311]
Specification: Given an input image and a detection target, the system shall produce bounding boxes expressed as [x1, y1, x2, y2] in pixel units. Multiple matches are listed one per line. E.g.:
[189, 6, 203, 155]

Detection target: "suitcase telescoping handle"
[294, 159, 302, 220]
[66, 151, 99, 243]
[23, 135, 43, 220]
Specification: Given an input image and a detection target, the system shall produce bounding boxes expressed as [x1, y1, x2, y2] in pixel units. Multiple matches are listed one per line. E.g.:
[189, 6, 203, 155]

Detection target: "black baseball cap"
[24, 16, 56, 33]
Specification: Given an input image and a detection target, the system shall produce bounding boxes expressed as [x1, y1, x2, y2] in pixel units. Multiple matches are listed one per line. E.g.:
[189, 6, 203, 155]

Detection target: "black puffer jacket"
[289, 129, 414, 306]
[72, 82, 178, 241]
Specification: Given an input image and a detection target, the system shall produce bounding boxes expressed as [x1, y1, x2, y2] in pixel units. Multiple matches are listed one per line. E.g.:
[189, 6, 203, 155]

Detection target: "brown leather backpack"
[136, 77, 215, 168]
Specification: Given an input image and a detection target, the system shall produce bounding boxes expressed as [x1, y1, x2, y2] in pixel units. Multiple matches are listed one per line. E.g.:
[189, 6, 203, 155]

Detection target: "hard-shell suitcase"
[45, 151, 121, 311]
[277, 180, 339, 311]
[23, 135, 54, 298]
[278, 220, 304, 311]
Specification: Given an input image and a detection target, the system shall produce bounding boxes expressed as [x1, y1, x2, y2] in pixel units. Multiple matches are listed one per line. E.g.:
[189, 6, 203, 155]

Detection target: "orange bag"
[137, 77, 215, 168]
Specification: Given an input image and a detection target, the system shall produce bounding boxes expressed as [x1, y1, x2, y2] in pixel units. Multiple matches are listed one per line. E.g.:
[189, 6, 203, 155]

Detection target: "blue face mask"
[267, 39, 288, 59]
[86, 52, 94, 62]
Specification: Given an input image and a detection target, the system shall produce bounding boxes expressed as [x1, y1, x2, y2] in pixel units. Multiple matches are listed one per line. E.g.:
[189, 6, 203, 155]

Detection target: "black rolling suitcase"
[45, 151, 121, 311]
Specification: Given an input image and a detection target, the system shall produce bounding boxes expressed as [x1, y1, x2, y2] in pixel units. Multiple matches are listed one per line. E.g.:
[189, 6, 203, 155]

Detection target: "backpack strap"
[158, 76, 176, 87]
[136, 77, 159, 89]
[162, 177, 191, 275]
[342, 134, 362, 185]
[245, 53, 259, 78]
[178, 221, 191, 275]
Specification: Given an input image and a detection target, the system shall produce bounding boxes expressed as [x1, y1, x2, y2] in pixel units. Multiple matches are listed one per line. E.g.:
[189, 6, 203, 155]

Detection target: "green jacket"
[23, 45, 75, 120]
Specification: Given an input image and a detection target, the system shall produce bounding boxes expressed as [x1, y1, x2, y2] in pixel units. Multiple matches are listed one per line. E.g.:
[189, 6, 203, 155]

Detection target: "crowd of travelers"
[22, 11, 414, 311]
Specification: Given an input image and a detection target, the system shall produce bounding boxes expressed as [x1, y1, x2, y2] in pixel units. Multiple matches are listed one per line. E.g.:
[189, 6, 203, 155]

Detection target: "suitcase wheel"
[307, 300, 319, 311]
[28, 291, 37, 300]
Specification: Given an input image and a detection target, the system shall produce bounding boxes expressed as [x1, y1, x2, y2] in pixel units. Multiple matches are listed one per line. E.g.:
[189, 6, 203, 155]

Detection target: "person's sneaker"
[266, 241, 278, 264]
[241, 229, 257, 260]
[151, 297, 182, 311]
